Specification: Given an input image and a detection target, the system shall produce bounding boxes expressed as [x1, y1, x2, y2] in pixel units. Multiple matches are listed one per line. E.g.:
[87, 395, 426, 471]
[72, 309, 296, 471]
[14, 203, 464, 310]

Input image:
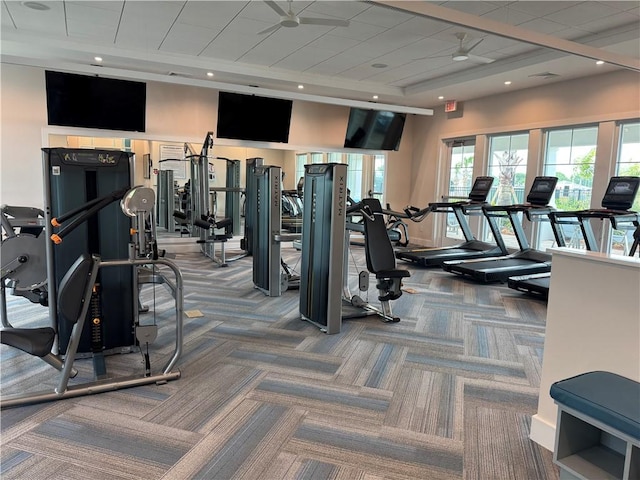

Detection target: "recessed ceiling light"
[596, 60, 604, 65]
[371, 63, 387, 68]
[94, 56, 103, 62]
[298, 84, 304, 89]
[21, 1, 50, 10]
[504, 81, 512, 85]
[207, 72, 214, 77]
[372, 95, 378, 100]
[438, 95, 444, 100]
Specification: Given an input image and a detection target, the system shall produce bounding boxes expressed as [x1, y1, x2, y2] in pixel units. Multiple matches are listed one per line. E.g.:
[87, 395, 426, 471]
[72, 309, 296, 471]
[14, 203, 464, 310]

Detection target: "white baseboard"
[530, 414, 556, 452]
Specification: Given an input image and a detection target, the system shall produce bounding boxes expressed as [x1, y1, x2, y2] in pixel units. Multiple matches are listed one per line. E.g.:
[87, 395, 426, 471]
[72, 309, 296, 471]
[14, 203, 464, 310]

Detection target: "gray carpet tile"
[1, 238, 558, 480]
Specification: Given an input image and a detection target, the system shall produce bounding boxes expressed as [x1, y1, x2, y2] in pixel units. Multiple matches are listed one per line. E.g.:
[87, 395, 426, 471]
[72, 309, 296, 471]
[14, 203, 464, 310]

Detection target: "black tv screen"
[45, 71, 146, 132]
[344, 108, 406, 151]
[217, 92, 292, 143]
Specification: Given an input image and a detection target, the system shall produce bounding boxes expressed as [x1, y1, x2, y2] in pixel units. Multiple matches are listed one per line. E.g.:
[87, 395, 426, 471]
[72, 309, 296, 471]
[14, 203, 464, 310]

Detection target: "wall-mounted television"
[217, 92, 293, 143]
[343, 108, 406, 151]
[45, 70, 146, 132]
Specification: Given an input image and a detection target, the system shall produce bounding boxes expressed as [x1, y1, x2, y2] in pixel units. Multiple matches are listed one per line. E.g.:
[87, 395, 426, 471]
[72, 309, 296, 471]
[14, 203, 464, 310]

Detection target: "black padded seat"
[1, 254, 94, 359]
[550, 371, 640, 442]
[361, 198, 410, 301]
[1, 327, 55, 357]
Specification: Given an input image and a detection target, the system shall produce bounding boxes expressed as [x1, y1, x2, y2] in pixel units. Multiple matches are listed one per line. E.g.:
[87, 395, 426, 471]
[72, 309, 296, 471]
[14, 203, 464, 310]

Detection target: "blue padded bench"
[550, 371, 640, 480]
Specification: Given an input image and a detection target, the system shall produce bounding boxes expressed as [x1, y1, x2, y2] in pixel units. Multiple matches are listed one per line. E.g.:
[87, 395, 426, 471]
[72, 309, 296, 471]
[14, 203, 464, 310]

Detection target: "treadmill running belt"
[508, 273, 550, 298]
[443, 257, 551, 283]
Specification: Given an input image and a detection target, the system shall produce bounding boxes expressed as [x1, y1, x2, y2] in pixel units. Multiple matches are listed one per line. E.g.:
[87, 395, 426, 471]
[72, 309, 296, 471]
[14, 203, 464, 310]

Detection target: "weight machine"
[1, 148, 184, 408]
[1, 182, 184, 409]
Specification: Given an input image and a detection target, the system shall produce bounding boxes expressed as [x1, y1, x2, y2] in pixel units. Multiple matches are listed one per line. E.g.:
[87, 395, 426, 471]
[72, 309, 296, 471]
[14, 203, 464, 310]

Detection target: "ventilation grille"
[529, 72, 561, 79]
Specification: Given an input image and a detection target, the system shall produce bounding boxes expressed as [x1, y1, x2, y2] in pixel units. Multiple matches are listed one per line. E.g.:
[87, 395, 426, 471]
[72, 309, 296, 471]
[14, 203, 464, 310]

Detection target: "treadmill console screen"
[468, 176, 494, 202]
[602, 176, 639, 210]
[526, 176, 558, 205]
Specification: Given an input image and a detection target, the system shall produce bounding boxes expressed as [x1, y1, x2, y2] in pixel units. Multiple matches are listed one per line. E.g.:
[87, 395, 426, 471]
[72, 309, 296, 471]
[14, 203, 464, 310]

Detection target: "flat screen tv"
[343, 108, 406, 151]
[45, 71, 146, 132]
[217, 92, 292, 143]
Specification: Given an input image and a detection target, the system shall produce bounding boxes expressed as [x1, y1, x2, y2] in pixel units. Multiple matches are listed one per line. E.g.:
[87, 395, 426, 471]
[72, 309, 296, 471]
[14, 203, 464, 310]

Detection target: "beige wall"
[0, 64, 413, 210]
[409, 69, 640, 245]
[1, 63, 637, 236]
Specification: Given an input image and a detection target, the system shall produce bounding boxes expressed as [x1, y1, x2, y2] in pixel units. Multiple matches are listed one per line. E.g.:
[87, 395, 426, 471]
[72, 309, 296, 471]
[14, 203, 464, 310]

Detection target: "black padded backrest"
[58, 254, 95, 327]
[362, 198, 396, 273]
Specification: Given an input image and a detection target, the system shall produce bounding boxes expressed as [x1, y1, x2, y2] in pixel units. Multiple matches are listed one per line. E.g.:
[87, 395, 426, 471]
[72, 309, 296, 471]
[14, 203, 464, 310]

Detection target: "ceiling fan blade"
[264, 1, 287, 17]
[464, 38, 484, 54]
[257, 23, 282, 35]
[299, 17, 350, 27]
[467, 53, 495, 64]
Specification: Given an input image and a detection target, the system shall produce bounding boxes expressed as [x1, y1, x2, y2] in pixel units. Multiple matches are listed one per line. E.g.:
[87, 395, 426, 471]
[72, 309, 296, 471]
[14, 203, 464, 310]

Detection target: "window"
[295, 153, 307, 184]
[346, 153, 364, 201]
[483, 134, 529, 247]
[446, 142, 475, 240]
[487, 133, 529, 205]
[540, 126, 598, 250]
[371, 155, 385, 202]
[610, 121, 640, 255]
[327, 152, 342, 163]
[296, 152, 385, 204]
[449, 143, 475, 198]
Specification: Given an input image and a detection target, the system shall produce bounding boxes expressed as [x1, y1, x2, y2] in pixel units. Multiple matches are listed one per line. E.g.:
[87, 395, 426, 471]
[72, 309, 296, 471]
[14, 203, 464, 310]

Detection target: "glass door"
[485, 133, 529, 249]
[442, 141, 475, 245]
[609, 121, 640, 255]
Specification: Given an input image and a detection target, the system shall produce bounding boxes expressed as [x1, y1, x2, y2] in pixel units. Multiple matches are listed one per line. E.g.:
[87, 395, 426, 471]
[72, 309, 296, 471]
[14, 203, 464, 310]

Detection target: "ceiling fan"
[258, 0, 350, 35]
[418, 32, 496, 64]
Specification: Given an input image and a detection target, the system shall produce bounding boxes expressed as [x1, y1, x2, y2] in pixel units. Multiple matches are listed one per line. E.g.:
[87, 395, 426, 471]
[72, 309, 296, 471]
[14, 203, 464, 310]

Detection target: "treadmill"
[508, 176, 640, 298]
[396, 176, 509, 267]
[442, 176, 558, 283]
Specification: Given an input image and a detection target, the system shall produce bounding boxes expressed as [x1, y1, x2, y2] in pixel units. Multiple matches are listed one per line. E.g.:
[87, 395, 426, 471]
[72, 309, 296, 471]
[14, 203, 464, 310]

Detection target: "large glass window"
[346, 153, 364, 201]
[295, 153, 307, 183]
[446, 142, 475, 240]
[486, 133, 529, 248]
[610, 121, 640, 255]
[371, 155, 385, 202]
[540, 126, 598, 250]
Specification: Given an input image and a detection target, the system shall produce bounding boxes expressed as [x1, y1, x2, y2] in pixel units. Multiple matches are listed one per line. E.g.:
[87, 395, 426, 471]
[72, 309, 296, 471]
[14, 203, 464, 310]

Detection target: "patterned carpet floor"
[1, 236, 558, 480]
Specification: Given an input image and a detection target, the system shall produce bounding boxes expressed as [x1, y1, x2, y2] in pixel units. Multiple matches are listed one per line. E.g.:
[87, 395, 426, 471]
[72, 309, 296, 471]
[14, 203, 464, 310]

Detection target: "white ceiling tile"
[441, 1, 502, 16]
[480, 5, 536, 26]
[177, 1, 249, 29]
[303, 1, 371, 20]
[516, 17, 566, 35]
[544, 2, 622, 27]
[398, 37, 458, 60]
[506, 1, 582, 17]
[577, 12, 640, 34]
[4, 0, 66, 35]
[160, 23, 221, 55]
[274, 46, 338, 71]
[238, 39, 301, 66]
[398, 16, 452, 37]
[594, 1, 639, 15]
[351, 5, 414, 28]
[366, 28, 425, 50]
[305, 51, 373, 75]
[306, 34, 361, 53]
[116, 1, 185, 49]
[329, 20, 388, 41]
[2, 2, 16, 29]
[66, 3, 121, 40]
